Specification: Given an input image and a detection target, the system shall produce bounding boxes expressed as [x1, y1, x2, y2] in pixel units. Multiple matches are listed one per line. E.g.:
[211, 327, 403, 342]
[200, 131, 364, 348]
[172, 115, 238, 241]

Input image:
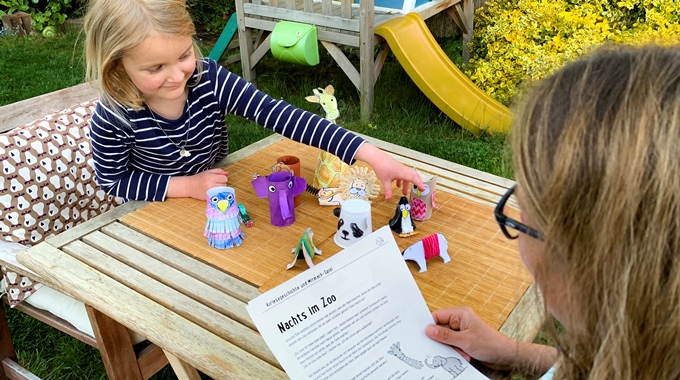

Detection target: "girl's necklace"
[148, 98, 192, 157]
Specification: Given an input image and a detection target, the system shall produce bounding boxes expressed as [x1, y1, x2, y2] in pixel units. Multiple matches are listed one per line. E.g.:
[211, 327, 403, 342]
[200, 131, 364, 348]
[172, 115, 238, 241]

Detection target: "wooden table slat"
[17, 244, 287, 379]
[80, 231, 255, 327]
[61, 238, 278, 366]
[101, 222, 261, 302]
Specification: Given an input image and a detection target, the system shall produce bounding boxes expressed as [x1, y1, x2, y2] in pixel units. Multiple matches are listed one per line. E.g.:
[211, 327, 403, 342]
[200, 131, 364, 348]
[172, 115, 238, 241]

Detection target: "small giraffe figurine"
[305, 84, 339, 122]
[305, 85, 349, 205]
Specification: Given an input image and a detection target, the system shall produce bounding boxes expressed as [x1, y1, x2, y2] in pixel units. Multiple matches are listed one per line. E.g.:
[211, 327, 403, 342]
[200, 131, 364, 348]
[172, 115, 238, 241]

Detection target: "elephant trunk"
[424, 358, 436, 369]
[279, 191, 291, 219]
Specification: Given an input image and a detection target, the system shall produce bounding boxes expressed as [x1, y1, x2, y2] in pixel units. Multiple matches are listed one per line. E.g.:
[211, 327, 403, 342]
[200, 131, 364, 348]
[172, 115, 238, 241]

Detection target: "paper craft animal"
[337, 166, 381, 202]
[204, 187, 245, 249]
[306, 85, 349, 199]
[237, 203, 253, 227]
[333, 199, 372, 248]
[409, 171, 438, 221]
[389, 196, 418, 237]
[286, 228, 323, 270]
[305, 183, 343, 206]
[305, 84, 339, 122]
[251, 171, 306, 227]
[402, 233, 450, 272]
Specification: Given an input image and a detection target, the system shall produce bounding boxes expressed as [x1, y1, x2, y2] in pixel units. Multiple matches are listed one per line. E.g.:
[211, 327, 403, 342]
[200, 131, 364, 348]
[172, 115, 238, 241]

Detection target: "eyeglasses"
[494, 185, 543, 240]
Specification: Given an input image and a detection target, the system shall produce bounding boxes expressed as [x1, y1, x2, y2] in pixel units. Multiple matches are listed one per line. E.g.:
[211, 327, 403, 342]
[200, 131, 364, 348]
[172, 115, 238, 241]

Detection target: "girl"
[426, 44, 680, 379]
[83, 0, 423, 201]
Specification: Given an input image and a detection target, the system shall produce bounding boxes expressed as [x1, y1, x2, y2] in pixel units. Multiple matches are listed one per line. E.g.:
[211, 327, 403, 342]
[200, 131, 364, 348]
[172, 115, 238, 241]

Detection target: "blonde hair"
[83, 0, 203, 111]
[512, 44, 680, 379]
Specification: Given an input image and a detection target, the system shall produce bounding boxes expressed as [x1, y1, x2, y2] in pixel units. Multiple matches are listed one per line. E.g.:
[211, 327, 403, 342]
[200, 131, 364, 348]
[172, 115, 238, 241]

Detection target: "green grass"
[1, 27, 511, 379]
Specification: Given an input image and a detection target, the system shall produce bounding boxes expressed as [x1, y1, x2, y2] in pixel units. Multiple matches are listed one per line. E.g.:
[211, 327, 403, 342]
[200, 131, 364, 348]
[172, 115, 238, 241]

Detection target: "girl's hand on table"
[354, 143, 424, 200]
[426, 307, 557, 375]
[168, 168, 228, 200]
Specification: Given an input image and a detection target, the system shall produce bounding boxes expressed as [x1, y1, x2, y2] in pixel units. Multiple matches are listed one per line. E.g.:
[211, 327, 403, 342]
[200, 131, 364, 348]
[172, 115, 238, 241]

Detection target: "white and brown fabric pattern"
[1, 99, 123, 307]
[0, 99, 123, 245]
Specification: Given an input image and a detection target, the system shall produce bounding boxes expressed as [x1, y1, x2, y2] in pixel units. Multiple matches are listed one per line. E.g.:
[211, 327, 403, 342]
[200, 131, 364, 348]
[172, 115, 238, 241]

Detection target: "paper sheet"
[247, 226, 490, 380]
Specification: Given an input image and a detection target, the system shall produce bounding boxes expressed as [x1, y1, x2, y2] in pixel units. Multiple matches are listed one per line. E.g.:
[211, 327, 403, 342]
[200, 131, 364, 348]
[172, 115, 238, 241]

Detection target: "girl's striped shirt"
[90, 58, 364, 201]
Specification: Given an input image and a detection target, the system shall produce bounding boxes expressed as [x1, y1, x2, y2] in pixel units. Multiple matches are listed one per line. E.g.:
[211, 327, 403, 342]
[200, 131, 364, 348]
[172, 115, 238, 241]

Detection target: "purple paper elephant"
[252, 171, 307, 227]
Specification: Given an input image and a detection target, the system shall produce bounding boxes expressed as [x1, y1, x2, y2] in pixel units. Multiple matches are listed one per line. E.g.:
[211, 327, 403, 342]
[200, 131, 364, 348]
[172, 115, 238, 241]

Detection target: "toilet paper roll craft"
[286, 227, 323, 270]
[237, 203, 253, 227]
[273, 155, 302, 207]
[251, 171, 307, 227]
[409, 170, 439, 221]
[333, 199, 372, 248]
[204, 187, 245, 249]
[389, 196, 418, 238]
[305, 183, 343, 206]
[306, 86, 349, 194]
[313, 150, 347, 191]
[401, 233, 451, 273]
[337, 166, 381, 202]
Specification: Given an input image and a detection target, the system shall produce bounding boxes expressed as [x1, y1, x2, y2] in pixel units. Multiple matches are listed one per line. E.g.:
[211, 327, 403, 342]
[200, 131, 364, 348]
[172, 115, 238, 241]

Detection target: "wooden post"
[1, 12, 34, 37]
[359, 0, 375, 121]
[0, 305, 18, 379]
[86, 306, 145, 380]
[235, 0, 257, 85]
[462, 0, 474, 63]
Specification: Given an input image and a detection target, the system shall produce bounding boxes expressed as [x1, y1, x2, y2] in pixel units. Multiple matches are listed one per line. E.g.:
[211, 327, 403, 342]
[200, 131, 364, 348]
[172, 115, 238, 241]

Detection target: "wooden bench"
[0, 84, 169, 380]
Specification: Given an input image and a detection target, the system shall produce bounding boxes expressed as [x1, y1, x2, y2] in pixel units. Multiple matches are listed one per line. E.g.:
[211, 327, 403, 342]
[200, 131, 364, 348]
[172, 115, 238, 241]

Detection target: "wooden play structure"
[235, 0, 475, 120]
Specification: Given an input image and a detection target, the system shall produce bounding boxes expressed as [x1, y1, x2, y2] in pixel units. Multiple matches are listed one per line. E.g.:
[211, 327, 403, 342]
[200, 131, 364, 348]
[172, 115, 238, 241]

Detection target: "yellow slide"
[375, 13, 512, 135]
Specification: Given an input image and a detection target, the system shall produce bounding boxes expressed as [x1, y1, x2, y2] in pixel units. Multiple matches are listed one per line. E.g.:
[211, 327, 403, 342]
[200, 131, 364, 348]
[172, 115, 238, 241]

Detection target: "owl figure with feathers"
[389, 196, 418, 238]
[409, 170, 438, 221]
[204, 186, 245, 249]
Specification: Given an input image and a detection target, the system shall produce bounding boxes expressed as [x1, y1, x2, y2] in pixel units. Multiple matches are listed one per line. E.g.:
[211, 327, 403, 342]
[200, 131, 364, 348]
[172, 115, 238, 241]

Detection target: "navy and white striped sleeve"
[89, 103, 170, 201]
[209, 60, 365, 164]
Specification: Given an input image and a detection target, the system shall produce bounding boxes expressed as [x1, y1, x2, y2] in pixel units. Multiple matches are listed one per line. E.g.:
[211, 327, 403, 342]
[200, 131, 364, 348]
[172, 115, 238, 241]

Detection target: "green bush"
[0, 0, 86, 31]
[187, 0, 235, 35]
[466, 0, 680, 105]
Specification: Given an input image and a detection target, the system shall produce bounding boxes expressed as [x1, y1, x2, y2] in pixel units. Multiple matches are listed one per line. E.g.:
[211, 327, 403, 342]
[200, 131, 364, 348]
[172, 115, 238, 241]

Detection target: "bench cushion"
[0, 240, 146, 344]
[0, 99, 123, 245]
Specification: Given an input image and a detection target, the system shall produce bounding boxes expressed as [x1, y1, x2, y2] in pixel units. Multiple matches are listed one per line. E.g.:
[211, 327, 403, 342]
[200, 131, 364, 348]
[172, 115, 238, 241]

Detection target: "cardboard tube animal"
[204, 187, 244, 249]
[401, 233, 451, 272]
[251, 172, 306, 227]
[306, 85, 349, 194]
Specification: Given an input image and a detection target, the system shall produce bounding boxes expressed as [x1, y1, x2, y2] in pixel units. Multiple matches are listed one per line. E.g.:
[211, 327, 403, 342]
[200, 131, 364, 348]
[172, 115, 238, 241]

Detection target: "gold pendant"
[179, 149, 191, 157]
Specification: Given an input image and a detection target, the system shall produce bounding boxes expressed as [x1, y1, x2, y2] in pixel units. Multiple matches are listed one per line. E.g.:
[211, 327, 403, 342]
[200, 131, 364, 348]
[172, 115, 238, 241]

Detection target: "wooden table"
[17, 134, 541, 379]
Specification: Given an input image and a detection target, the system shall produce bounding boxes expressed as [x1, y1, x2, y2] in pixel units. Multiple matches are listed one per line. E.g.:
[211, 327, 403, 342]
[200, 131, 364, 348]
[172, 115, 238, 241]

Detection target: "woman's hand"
[167, 168, 228, 200]
[354, 143, 424, 200]
[426, 306, 557, 375]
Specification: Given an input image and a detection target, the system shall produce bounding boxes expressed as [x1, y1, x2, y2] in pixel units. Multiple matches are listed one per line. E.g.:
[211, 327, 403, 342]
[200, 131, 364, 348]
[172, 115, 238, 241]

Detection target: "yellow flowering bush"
[466, 0, 680, 105]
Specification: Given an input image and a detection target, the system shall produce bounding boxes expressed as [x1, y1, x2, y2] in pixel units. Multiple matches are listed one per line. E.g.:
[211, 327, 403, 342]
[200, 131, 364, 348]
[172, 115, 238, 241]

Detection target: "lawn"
[0, 27, 509, 379]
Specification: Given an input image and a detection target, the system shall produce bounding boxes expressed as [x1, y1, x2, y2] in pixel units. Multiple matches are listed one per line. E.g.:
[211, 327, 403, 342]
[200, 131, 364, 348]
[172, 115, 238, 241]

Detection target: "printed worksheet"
[247, 226, 489, 380]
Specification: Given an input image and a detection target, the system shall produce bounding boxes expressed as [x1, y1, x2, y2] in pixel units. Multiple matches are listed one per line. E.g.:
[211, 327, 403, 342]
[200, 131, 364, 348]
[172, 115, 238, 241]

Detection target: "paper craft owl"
[389, 196, 418, 238]
[204, 187, 245, 249]
[252, 172, 307, 227]
[409, 172, 438, 221]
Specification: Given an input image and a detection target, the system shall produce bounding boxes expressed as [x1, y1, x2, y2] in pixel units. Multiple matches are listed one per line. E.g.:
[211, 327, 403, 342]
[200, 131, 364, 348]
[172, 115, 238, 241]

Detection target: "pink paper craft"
[251, 171, 307, 227]
[401, 233, 451, 272]
[409, 170, 439, 221]
[204, 187, 245, 249]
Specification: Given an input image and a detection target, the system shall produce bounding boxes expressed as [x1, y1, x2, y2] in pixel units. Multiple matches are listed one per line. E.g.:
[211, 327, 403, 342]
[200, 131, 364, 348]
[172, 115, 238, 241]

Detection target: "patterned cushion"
[0, 99, 123, 245]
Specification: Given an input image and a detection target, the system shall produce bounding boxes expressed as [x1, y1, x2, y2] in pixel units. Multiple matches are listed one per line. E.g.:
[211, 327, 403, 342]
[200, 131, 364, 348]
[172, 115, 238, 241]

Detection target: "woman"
[426, 44, 680, 379]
